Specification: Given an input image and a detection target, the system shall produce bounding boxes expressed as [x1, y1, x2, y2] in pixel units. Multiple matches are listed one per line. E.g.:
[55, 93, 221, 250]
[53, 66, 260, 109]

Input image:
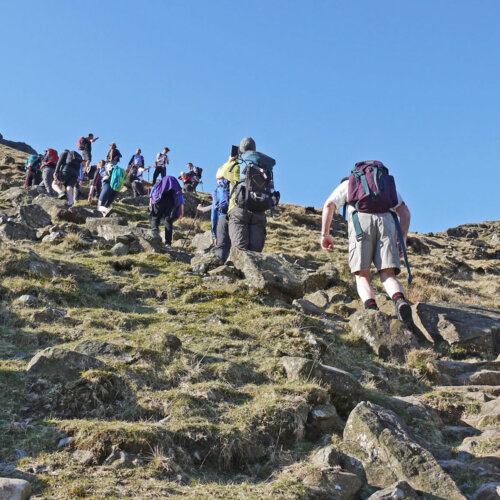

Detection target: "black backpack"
[67, 150, 83, 170]
[232, 152, 279, 212]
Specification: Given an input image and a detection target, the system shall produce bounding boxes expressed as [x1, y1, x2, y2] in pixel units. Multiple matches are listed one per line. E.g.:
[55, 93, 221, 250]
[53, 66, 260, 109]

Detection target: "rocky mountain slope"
[0, 141, 499, 499]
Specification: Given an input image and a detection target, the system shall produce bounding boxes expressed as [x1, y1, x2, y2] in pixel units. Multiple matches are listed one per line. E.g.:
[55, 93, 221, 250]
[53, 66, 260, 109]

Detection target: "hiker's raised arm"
[395, 202, 411, 242]
[321, 199, 336, 251]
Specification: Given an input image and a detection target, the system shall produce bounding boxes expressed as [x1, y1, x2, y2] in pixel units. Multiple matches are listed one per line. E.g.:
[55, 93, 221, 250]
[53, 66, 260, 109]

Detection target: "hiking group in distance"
[23, 135, 414, 326]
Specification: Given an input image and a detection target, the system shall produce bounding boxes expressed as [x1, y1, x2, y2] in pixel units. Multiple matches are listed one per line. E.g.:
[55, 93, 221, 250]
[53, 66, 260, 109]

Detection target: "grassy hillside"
[0, 142, 499, 499]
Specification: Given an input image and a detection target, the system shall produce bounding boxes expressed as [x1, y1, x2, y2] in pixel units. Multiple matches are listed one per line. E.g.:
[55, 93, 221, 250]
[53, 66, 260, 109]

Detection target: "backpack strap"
[390, 211, 413, 285]
[351, 207, 364, 241]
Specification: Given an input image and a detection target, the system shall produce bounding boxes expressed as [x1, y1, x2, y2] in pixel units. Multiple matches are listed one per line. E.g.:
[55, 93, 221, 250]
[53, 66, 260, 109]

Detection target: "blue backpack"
[214, 179, 230, 215]
[26, 154, 41, 171]
[110, 166, 126, 191]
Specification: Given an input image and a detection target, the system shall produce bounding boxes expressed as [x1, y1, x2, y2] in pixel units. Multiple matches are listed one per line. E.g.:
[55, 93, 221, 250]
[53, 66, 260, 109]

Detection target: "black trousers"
[150, 192, 176, 244]
[152, 165, 166, 184]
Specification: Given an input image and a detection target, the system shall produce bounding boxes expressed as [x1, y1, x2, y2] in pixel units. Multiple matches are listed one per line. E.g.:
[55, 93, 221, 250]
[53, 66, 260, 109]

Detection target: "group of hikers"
[24, 133, 414, 326]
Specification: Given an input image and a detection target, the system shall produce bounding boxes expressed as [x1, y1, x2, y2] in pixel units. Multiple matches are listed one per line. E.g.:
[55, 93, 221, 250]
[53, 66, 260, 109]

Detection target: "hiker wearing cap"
[149, 175, 184, 247]
[52, 150, 83, 206]
[153, 147, 170, 184]
[320, 161, 413, 325]
[78, 133, 99, 173]
[218, 137, 278, 252]
[106, 142, 122, 165]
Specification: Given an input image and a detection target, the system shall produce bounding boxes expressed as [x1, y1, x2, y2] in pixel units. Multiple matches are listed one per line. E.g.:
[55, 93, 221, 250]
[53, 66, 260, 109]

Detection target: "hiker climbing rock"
[149, 175, 184, 247]
[219, 137, 279, 252]
[321, 161, 413, 324]
[24, 153, 42, 188]
[41, 149, 59, 196]
[52, 149, 83, 206]
[78, 133, 99, 172]
[97, 160, 126, 217]
[187, 162, 203, 191]
[153, 147, 170, 184]
[179, 171, 195, 192]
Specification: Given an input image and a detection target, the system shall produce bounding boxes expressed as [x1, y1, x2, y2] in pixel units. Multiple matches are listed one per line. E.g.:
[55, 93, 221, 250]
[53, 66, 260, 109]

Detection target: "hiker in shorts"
[41, 149, 58, 196]
[79, 133, 99, 172]
[153, 147, 170, 184]
[52, 150, 83, 207]
[218, 137, 277, 252]
[320, 161, 413, 324]
[149, 175, 184, 247]
[106, 142, 122, 164]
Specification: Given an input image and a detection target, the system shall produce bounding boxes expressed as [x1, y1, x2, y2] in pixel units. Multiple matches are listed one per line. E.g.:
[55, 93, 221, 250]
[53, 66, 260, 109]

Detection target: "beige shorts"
[348, 212, 401, 274]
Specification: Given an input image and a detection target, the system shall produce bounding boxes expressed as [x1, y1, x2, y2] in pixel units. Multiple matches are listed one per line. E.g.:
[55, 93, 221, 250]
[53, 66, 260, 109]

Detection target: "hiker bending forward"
[321, 165, 413, 324]
[150, 175, 184, 247]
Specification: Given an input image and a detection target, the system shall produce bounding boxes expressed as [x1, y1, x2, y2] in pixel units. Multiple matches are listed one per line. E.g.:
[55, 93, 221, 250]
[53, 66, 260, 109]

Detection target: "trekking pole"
[180, 209, 199, 251]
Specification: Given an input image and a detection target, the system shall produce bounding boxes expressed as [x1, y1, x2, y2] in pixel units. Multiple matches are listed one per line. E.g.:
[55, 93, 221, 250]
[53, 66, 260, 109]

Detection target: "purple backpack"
[347, 161, 398, 213]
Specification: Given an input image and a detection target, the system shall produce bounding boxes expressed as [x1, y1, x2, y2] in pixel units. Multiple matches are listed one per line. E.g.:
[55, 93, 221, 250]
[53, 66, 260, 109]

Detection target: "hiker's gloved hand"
[321, 235, 334, 251]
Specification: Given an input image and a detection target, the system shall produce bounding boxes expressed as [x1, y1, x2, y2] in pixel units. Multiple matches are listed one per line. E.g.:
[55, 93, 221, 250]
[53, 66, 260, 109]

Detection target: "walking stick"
[180, 209, 199, 251]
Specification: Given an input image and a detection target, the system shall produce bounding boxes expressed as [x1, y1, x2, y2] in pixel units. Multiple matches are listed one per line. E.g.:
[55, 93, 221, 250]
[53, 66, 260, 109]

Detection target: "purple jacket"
[150, 175, 184, 218]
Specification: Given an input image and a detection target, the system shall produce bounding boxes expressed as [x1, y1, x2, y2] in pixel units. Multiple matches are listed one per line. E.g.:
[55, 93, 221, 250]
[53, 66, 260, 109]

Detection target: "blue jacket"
[211, 179, 230, 238]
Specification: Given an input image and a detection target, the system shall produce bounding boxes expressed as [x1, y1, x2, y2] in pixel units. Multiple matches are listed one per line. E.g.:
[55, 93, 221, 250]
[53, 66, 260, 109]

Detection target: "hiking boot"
[395, 297, 413, 325]
[58, 193, 66, 200]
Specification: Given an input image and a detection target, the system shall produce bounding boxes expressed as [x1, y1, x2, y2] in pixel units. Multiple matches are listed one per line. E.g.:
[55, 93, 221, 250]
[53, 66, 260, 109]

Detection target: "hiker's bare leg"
[354, 270, 375, 302]
[66, 186, 74, 205]
[380, 268, 404, 298]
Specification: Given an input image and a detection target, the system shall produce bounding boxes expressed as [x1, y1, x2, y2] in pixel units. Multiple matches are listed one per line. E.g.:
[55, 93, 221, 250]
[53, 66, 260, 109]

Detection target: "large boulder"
[343, 401, 465, 499]
[17, 204, 52, 228]
[33, 196, 96, 224]
[472, 482, 500, 500]
[0, 186, 40, 206]
[230, 248, 308, 300]
[349, 310, 419, 362]
[413, 302, 500, 355]
[0, 220, 36, 240]
[190, 252, 222, 274]
[27, 347, 107, 379]
[191, 230, 213, 253]
[0, 478, 32, 500]
[367, 481, 420, 500]
[301, 467, 363, 499]
[85, 218, 163, 252]
[279, 356, 365, 414]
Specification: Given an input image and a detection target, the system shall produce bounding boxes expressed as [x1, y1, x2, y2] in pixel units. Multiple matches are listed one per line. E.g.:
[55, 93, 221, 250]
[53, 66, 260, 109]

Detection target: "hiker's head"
[163, 147, 170, 153]
[136, 148, 141, 154]
[110, 142, 116, 149]
[88, 133, 94, 139]
[239, 137, 256, 153]
[98, 160, 105, 167]
[187, 162, 193, 169]
[216, 167, 224, 180]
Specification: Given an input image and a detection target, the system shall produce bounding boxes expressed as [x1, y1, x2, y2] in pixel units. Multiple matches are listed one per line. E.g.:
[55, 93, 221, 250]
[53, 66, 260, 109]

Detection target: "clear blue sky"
[1, 0, 498, 233]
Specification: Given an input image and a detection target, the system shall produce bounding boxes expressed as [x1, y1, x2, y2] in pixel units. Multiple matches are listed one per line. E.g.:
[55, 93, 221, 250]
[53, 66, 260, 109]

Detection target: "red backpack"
[77, 137, 88, 150]
[45, 148, 59, 166]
